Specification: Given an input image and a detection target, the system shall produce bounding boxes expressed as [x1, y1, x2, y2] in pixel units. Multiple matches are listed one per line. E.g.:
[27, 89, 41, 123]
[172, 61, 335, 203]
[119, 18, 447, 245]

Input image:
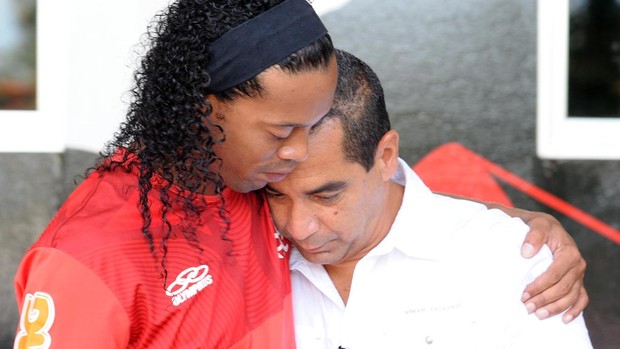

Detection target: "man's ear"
[375, 130, 400, 181]
[202, 96, 227, 143]
[205, 95, 226, 121]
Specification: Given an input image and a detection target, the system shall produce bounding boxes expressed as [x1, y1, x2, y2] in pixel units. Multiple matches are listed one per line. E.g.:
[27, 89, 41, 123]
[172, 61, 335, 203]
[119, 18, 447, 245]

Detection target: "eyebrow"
[274, 114, 331, 130]
[265, 180, 349, 196]
[305, 181, 348, 195]
[264, 184, 280, 193]
[309, 115, 331, 133]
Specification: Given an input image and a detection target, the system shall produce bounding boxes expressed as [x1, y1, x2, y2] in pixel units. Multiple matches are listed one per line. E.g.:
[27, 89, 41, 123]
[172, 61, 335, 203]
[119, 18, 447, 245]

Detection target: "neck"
[167, 162, 222, 196]
[324, 261, 357, 304]
[325, 180, 405, 305]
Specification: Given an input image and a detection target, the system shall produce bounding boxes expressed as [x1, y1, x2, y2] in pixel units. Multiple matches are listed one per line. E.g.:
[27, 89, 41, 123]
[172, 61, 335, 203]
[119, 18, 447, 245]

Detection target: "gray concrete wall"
[0, 150, 97, 347]
[0, 0, 618, 347]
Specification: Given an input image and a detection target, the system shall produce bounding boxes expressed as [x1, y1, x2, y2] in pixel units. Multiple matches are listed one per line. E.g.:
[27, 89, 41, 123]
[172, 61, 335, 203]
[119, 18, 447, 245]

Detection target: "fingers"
[561, 287, 589, 324]
[526, 280, 581, 320]
[526, 282, 588, 323]
[495, 205, 589, 322]
[523, 268, 574, 314]
[521, 214, 556, 258]
[522, 257, 568, 300]
[521, 236, 542, 258]
[522, 251, 587, 319]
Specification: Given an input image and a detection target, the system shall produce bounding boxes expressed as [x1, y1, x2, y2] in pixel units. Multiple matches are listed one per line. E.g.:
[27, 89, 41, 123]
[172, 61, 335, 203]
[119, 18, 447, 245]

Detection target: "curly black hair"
[95, 0, 334, 276]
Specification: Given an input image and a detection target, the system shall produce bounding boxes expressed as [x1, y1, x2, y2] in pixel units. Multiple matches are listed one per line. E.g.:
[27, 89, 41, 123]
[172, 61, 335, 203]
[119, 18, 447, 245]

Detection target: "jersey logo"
[166, 264, 213, 306]
[14, 291, 55, 349]
[275, 230, 290, 259]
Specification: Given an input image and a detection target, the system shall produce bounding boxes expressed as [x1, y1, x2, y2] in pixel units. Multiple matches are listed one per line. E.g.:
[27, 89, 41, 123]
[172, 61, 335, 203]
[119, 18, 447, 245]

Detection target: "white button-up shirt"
[290, 159, 592, 349]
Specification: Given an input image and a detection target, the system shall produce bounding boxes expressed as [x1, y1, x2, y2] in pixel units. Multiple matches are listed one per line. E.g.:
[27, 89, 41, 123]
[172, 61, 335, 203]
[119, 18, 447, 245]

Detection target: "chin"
[228, 178, 267, 193]
[300, 252, 338, 266]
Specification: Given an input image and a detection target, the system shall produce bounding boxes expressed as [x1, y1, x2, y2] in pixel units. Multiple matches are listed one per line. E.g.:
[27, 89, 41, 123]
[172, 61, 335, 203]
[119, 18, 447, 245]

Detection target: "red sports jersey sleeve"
[14, 248, 130, 348]
[13, 165, 296, 348]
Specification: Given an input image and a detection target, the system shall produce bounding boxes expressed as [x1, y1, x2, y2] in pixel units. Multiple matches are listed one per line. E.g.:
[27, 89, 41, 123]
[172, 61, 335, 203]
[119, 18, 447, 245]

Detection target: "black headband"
[205, 0, 328, 93]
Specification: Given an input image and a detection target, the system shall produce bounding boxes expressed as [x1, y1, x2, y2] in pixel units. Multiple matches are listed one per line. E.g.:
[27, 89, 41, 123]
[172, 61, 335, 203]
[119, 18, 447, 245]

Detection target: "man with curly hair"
[13, 0, 586, 348]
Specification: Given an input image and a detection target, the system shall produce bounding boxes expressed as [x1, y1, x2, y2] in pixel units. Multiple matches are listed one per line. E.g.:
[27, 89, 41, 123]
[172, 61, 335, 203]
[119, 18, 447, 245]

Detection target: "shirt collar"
[289, 244, 324, 274]
[381, 158, 448, 261]
[289, 158, 447, 272]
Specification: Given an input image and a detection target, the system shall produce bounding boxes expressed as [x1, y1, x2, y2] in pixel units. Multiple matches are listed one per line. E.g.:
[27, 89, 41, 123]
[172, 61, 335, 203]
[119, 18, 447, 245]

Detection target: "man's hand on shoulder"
[488, 203, 588, 324]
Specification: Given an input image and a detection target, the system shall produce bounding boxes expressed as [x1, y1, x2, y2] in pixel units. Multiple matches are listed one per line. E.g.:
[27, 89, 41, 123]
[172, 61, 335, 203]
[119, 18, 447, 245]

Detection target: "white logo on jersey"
[14, 292, 55, 349]
[275, 230, 290, 259]
[166, 264, 213, 306]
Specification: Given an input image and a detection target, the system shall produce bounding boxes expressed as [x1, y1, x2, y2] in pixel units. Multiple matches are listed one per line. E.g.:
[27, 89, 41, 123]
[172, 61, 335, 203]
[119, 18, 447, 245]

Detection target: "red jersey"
[13, 166, 294, 348]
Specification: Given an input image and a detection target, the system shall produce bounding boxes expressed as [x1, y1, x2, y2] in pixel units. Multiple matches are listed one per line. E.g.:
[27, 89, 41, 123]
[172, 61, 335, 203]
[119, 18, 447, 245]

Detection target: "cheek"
[271, 210, 284, 231]
[325, 208, 355, 236]
[268, 202, 288, 231]
[221, 130, 276, 163]
[336, 204, 370, 238]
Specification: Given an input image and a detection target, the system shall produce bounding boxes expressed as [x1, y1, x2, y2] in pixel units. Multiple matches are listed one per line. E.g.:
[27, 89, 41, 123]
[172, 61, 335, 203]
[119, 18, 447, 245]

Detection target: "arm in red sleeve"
[14, 247, 130, 349]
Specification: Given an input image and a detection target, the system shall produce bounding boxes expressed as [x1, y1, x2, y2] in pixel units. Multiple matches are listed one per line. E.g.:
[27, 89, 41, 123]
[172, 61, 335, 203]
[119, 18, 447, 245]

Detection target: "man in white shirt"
[264, 50, 593, 348]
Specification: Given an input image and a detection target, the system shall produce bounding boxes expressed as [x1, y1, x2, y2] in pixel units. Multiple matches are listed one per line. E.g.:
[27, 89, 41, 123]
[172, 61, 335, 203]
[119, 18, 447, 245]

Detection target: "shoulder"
[419, 194, 547, 271]
[14, 247, 132, 348]
[426, 194, 529, 245]
[32, 169, 143, 254]
[424, 195, 553, 288]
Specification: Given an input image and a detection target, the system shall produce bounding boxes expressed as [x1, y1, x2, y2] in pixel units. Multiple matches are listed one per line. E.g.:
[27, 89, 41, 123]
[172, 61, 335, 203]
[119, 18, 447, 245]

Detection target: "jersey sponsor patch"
[166, 264, 214, 306]
[275, 230, 290, 259]
[14, 292, 55, 349]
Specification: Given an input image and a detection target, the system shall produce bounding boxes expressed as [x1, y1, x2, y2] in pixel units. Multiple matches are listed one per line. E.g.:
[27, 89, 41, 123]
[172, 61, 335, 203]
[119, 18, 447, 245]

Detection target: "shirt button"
[425, 336, 434, 344]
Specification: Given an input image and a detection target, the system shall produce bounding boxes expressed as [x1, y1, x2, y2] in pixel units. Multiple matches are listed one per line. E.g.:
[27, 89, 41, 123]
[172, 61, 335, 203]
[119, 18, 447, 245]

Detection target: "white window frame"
[0, 0, 69, 152]
[537, 0, 620, 160]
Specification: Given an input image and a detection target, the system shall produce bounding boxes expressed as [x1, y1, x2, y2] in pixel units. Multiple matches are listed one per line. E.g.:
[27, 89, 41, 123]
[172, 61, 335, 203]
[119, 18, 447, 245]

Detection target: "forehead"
[306, 118, 345, 165]
[278, 118, 351, 184]
[250, 58, 338, 125]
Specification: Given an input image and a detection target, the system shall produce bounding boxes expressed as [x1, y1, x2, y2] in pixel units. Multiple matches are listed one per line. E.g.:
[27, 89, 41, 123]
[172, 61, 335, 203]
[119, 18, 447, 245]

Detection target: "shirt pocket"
[379, 303, 489, 349]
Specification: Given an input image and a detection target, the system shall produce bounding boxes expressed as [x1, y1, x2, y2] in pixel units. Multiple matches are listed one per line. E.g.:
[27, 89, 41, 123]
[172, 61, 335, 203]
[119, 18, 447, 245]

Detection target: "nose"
[284, 201, 319, 242]
[277, 128, 309, 162]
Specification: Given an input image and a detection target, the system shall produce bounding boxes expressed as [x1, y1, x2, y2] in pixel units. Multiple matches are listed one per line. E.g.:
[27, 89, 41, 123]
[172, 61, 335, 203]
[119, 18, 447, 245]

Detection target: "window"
[537, 0, 620, 159]
[0, 0, 69, 152]
[0, 0, 36, 110]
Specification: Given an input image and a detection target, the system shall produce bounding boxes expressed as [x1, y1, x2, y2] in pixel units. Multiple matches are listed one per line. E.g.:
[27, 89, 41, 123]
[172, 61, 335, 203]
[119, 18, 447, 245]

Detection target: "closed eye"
[264, 186, 285, 199]
[272, 133, 288, 141]
[314, 192, 342, 204]
[271, 127, 294, 140]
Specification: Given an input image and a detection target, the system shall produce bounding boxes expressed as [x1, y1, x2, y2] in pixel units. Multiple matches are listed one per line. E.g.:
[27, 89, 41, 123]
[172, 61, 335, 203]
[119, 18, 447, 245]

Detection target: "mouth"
[298, 242, 330, 254]
[261, 161, 296, 182]
[262, 171, 292, 182]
